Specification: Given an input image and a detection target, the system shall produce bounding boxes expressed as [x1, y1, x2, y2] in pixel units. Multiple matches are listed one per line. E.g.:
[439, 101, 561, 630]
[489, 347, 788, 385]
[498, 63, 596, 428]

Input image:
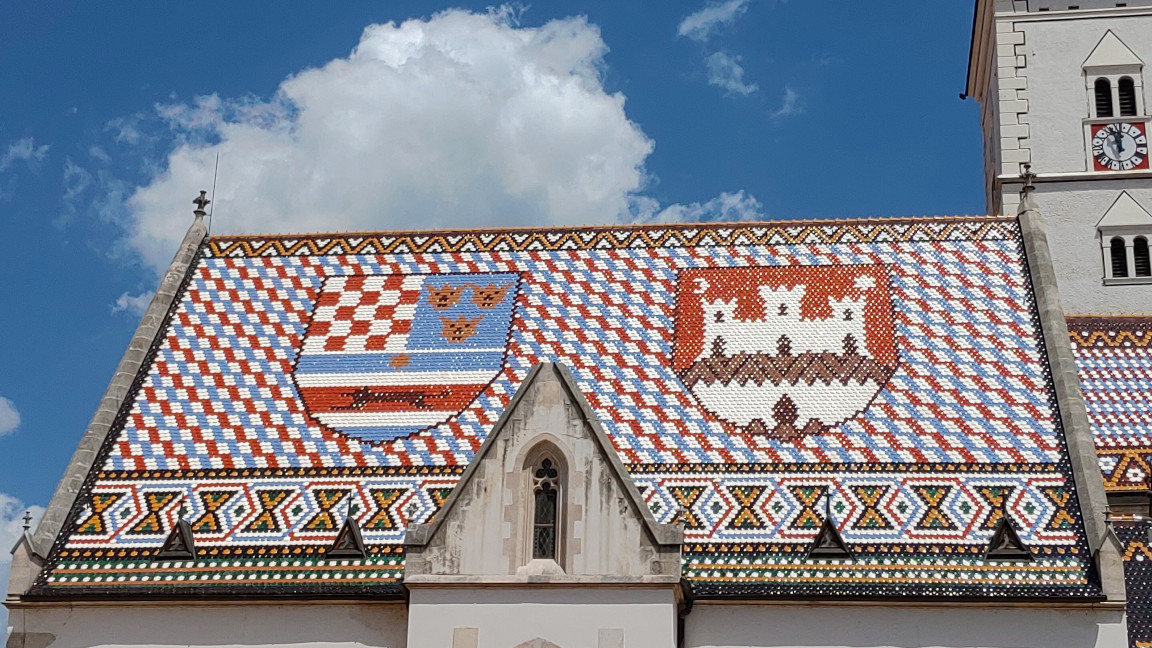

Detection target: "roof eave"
[27, 217, 209, 562]
[966, 0, 994, 100]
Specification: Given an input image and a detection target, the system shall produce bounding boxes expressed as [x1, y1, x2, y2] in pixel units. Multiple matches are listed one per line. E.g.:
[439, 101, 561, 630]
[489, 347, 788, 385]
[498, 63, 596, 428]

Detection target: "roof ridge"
[1067, 314, 1152, 319]
[205, 214, 1014, 242]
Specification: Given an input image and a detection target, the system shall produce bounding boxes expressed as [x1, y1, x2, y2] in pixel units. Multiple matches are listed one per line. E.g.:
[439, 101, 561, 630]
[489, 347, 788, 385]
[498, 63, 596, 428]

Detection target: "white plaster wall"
[1015, 14, 1152, 174]
[407, 587, 675, 648]
[1029, 182, 1152, 314]
[684, 603, 1127, 648]
[1029, 1, 1152, 14]
[6, 603, 407, 648]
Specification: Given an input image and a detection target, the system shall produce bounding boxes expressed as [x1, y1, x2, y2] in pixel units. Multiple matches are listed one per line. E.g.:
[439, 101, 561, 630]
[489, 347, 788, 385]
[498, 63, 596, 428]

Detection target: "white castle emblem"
[678, 271, 896, 440]
[697, 276, 876, 361]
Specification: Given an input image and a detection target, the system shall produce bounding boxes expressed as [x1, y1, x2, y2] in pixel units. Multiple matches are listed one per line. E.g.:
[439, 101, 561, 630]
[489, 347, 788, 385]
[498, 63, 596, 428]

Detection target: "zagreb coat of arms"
[673, 266, 898, 440]
[293, 272, 520, 443]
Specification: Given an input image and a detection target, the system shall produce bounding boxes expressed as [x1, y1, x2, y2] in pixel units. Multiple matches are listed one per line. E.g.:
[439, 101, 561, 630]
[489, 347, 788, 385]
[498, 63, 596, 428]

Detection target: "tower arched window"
[1111, 237, 1129, 278]
[1095, 78, 1115, 117]
[532, 458, 559, 560]
[1135, 237, 1151, 277]
[1119, 77, 1139, 117]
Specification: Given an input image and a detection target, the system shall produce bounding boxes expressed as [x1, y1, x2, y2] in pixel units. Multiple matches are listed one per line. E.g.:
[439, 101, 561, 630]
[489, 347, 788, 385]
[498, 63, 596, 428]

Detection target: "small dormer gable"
[1097, 192, 1152, 283]
[1084, 30, 1144, 70]
[1098, 192, 1152, 230]
[403, 362, 682, 584]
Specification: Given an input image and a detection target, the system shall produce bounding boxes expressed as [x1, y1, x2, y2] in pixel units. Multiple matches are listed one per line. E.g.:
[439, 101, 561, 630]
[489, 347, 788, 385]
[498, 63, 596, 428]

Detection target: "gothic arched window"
[532, 458, 559, 560]
[1111, 237, 1129, 278]
[1135, 237, 1151, 277]
[1095, 78, 1115, 117]
[1119, 77, 1138, 117]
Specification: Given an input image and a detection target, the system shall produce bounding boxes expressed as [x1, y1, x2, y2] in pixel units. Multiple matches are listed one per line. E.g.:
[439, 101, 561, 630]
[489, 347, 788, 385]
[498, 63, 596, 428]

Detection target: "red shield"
[674, 266, 898, 440]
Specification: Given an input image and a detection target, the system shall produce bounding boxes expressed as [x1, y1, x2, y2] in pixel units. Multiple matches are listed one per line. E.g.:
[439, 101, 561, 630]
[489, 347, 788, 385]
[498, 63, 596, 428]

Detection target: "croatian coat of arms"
[293, 273, 520, 442]
[673, 266, 898, 440]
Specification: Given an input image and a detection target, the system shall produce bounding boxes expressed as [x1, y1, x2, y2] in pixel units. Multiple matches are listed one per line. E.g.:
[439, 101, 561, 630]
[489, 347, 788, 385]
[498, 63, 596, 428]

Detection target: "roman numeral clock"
[1091, 122, 1150, 171]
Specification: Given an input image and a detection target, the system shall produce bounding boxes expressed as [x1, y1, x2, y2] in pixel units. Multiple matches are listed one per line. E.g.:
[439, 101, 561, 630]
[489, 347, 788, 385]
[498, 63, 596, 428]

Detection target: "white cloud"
[1, 493, 43, 634]
[704, 52, 758, 96]
[642, 190, 763, 223]
[0, 397, 19, 437]
[123, 9, 660, 272]
[678, 0, 751, 42]
[57, 156, 134, 239]
[112, 291, 154, 316]
[0, 137, 49, 173]
[771, 85, 800, 118]
[88, 146, 112, 163]
[106, 118, 143, 145]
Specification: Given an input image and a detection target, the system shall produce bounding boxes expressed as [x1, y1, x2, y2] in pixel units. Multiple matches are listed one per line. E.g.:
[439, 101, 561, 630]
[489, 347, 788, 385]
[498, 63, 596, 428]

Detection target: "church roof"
[1068, 316, 1152, 493]
[28, 216, 1103, 600]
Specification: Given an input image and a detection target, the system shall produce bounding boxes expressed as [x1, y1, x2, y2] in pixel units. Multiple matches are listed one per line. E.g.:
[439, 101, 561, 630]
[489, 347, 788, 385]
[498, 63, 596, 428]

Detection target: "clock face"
[1091, 122, 1150, 171]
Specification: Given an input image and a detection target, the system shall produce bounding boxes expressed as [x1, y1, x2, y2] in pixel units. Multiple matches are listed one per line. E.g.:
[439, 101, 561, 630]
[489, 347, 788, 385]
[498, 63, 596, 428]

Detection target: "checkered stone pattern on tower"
[1068, 317, 1152, 491]
[38, 219, 1101, 598]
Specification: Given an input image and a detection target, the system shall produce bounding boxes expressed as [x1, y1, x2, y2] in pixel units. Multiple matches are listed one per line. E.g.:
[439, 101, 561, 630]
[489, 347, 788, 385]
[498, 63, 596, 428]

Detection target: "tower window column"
[1136, 237, 1151, 277]
[1095, 78, 1115, 117]
[1110, 237, 1129, 277]
[1119, 77, 1139, 116]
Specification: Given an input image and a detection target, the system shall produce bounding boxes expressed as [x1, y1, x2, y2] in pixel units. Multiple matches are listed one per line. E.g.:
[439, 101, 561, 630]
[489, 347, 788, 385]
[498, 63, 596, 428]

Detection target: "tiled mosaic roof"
[33, 218, 1102, 599]
[1114, 520, 1152, 648]
[1067, 317, 1152, 492]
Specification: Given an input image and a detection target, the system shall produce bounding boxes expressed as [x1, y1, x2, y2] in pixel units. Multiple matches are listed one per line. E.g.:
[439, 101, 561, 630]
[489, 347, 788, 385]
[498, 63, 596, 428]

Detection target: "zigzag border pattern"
[1068, 316, 1152, 347]
[1068, 316, 1152, 476]
[62, 469, 1080, 549]
[1099, 450, 1152, 491]
[206, 218, 1016, 257]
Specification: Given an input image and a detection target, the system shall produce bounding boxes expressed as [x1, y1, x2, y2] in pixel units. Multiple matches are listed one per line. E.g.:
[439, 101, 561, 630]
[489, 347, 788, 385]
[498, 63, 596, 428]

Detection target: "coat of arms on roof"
[673, 265, 898, 440]
[293, 272, 521, 442]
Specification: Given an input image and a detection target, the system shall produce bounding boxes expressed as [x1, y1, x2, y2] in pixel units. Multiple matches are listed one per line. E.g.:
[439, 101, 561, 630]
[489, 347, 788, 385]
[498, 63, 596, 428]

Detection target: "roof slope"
[30, 217, 1101, 600]
[1069, 316, 1152, 492]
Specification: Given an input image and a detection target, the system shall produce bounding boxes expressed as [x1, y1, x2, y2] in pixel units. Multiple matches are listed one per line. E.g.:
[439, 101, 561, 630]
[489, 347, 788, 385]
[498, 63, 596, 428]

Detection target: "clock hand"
[1113, 128, 1126, 153]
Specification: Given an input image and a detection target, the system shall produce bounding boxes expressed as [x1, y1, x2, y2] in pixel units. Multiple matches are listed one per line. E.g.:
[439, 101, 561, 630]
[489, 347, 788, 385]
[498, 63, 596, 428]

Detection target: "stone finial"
[1018, 164, 1039, 216]
[193, 190, 211, 219]
[22, 510, 32, 531]
[1021, 163, 1037, 194]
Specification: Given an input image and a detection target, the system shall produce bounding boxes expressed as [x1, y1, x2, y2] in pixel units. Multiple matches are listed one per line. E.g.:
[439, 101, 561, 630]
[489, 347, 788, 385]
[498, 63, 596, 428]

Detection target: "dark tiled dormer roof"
[31, 217, 1102, 600]
[1068, 316, 1152, 492]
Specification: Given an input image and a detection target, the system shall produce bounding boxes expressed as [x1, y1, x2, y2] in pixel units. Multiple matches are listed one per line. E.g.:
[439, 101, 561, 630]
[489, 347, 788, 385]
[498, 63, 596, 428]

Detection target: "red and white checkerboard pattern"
[303, 275, 424, 354]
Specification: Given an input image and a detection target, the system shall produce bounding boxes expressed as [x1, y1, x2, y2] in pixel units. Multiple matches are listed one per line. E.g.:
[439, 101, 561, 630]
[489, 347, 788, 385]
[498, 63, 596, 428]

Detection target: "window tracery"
[532, 458, 559, 560]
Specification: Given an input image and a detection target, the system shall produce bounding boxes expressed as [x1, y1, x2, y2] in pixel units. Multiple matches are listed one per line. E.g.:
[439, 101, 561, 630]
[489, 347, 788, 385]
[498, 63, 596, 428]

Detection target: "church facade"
[5, 2, 1152, 647]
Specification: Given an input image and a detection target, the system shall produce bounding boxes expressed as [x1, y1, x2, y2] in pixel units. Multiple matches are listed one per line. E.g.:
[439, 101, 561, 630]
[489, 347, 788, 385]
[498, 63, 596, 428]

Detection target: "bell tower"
[968, 0, 1152, 314]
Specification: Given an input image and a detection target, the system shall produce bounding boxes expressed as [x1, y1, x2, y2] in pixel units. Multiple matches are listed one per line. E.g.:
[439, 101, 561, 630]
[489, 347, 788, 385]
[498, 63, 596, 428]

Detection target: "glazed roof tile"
[1068, 316, 1152, 493]
[32, 217, 1102, 600]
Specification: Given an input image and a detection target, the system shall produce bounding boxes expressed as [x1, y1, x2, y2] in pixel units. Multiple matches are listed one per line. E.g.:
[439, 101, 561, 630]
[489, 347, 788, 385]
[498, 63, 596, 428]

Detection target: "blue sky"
[0, 0, 982, 592]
